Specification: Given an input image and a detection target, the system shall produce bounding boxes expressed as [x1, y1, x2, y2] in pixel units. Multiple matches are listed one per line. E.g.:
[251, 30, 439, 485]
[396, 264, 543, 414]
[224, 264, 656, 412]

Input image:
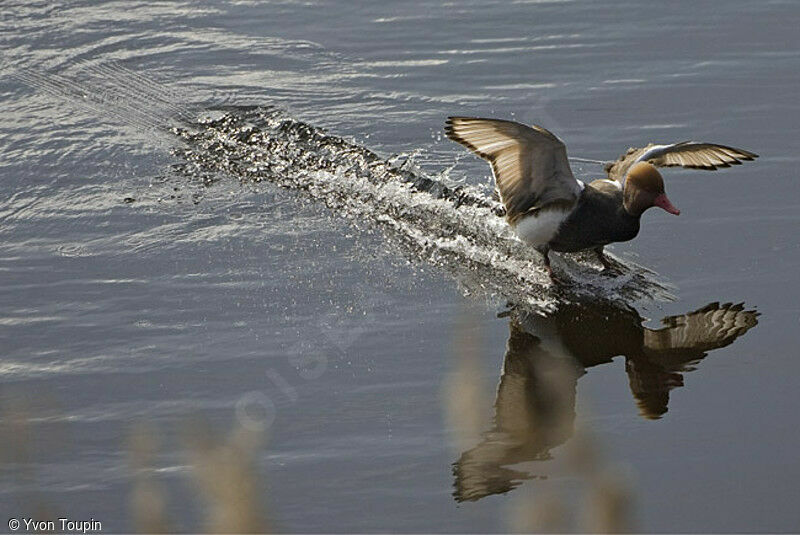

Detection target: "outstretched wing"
[452, 321, 578, 502]
[445, 117, 582, 222]
[626, 302, 758, 419]
[642, 302, 759, 358]
[606, 141, 758, 181]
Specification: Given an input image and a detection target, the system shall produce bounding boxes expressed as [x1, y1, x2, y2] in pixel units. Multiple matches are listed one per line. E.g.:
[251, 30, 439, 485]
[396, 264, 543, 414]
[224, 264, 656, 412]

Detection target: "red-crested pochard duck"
[444, 117, 757, 281]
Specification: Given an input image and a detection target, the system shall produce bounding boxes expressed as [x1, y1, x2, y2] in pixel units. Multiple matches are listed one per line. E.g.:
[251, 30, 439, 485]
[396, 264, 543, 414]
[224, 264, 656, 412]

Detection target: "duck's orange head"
[623, 162, 680, 217]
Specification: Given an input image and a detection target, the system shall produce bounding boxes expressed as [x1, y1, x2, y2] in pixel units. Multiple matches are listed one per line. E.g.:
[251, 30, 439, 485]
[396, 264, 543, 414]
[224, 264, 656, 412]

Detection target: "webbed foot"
[595, 247, 625, 275]
[544, 263, 565, 285]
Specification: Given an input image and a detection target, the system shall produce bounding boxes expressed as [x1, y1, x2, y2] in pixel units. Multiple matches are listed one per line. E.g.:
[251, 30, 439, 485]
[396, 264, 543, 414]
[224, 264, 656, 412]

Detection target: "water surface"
[1, 1, 799, 532]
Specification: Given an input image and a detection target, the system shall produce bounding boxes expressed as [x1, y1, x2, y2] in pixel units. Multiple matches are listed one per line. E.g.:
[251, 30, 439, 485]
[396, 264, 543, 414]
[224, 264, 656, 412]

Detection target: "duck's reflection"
[453, 301, 758, 502]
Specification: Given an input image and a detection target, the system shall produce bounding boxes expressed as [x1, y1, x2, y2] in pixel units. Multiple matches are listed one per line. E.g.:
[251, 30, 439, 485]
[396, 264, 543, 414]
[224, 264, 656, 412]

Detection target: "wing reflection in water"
[452, 301, 758, 503]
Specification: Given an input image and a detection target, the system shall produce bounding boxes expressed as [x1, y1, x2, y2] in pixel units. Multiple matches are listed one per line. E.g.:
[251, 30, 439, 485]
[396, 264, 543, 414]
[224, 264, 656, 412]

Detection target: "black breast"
[548, 180, 640, 253]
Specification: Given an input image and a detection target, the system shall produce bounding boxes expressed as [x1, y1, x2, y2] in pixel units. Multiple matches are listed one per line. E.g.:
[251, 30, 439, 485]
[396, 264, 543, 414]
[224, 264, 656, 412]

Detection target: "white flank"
[514, 210, 569, 246]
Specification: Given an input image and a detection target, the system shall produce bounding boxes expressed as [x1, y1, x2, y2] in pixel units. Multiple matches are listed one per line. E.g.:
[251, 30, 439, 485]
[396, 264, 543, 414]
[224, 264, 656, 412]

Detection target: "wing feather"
[445, 117, 581, 221]
[643, 302, 759, 356]
[606, 141, 758, 181]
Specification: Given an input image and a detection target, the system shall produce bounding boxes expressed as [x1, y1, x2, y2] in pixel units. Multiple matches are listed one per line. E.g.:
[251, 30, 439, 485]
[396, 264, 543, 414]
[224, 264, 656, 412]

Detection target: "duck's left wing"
[606, 141, 758, 181]
[445, 117, 582, 221]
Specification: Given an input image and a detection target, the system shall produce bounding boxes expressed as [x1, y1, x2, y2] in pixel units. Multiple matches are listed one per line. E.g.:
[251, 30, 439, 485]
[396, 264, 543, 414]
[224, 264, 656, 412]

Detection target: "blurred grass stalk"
[442, 308, 492, 452]
[4, 304, 636, 533]
[1, 392, 274, 533]
[129, 420, 272, 533]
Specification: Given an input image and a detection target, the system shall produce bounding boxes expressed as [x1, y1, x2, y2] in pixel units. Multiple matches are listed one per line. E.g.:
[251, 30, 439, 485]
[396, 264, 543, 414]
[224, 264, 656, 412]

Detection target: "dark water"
[1, 1, 799, 532]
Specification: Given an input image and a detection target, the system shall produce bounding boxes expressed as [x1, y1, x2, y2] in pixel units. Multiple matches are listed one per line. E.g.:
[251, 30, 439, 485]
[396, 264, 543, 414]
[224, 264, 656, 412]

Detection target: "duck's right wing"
[445, 117, 582, 222]
[626, 302, 759, 419]
[606, 142, 758, 181]
[642, 301, 759, 358]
